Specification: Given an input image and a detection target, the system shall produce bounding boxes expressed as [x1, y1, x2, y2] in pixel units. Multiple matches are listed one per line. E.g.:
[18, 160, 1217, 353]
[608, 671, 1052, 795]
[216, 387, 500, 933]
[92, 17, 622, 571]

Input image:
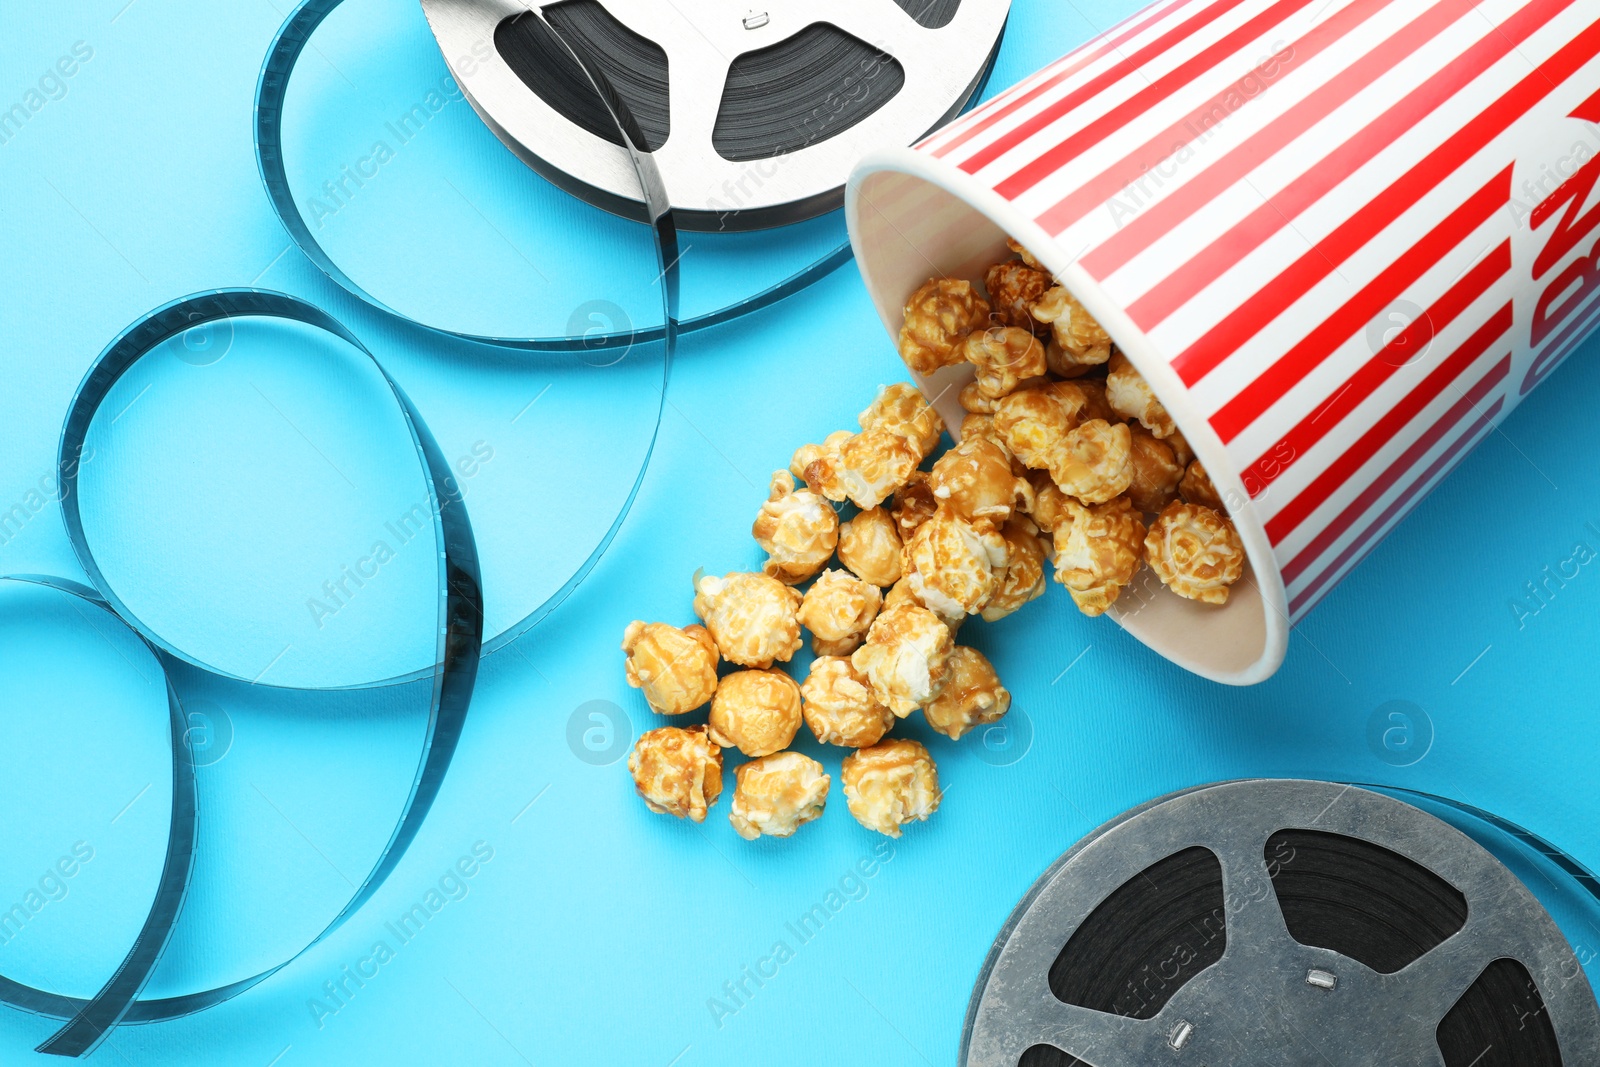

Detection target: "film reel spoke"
[974, 989, 1155, 1067]
[1391, 923, 1528, 1027]
[1210, 833, 1297, 954]
[663, 55, 731, 156]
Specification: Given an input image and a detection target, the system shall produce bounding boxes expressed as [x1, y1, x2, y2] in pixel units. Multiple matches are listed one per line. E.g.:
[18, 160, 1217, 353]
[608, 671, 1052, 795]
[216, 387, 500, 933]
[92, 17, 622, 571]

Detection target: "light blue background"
[2, 1, 1599, 1064]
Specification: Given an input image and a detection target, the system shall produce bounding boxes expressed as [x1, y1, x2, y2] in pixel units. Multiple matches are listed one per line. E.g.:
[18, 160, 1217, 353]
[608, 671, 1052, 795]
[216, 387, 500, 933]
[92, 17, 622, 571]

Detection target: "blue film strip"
[0, 1, 684, 1053]
[0, 291, 483, 1058]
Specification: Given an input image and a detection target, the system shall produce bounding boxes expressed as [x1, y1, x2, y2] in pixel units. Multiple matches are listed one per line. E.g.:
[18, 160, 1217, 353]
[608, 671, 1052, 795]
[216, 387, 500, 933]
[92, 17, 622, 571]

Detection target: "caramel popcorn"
[693, 571, 803, 668]
[1006, 237, 1045, 270]
[962, 326, 1048, 399]
[1031, 285, 1113, 368]
[1166, 429, 1195, 469]
[1179, 459, 1225, 511]
[791, 430, 852, 489]
[752, 471, 838, 585]
[992, 383, 1085, 472]
[628, 725, 723, 822]
[1024, 470, 1071, 533]
[1145, 502, 1245, 605]
[859, 382, 944, 459]
[729, 751, 830, 840]
[708, 668, 803, 757]
[1052, 496, 1147, 617]
[957, 412, 999, 448]
[898, 278, 991, 375]
[882, 577, 920, 613]
[805, 428, 922, 510]
[982, 515, 1049, 621]
[883, 576, 964, 634]
[1048, 419, 1134, 506]
[841, 739, 941, 837]
[797, 568, 882, 656]
[837, 506, 903, 588]
[851, 602, 955, 717]
[800, 656, 895, 748]
[621, 621, 720, 716]
[1126, 428, 1183, 515]
[1106, 352, 1176, 438]
[1074, 378, 1117, 425]
[1044, 342, 1097, 379]
[922, 646, 1010, 740]
[929, 435, 1031, 524]
[986, 259, 1053, 332]
[903, 510, 1010, 619]
[959, 380, 999, 414]
[890, 470, 939, 542]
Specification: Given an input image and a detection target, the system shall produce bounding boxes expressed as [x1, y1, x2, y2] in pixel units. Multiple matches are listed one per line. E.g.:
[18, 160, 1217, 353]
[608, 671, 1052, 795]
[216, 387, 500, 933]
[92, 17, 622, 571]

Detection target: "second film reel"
[963, 780, 1600, 1067]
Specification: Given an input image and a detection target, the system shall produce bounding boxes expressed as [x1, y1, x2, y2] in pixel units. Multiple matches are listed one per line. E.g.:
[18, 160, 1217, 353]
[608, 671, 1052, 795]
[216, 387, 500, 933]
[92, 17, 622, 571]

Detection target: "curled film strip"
[1, 8, 680, 1056]
[258, 0, 679, 655]
[255, 0, 848, 349]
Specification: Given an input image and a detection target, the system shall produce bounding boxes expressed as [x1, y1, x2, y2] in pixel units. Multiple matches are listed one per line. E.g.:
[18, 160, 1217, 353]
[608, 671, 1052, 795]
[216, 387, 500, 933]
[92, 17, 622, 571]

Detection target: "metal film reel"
[421, 0, 1010, 230]
[962, 780, 1600, 1067]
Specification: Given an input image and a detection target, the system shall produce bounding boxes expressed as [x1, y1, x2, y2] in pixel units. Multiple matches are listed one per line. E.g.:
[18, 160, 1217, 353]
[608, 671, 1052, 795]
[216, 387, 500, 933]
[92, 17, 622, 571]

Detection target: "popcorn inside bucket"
[848, 168, 1285, 685]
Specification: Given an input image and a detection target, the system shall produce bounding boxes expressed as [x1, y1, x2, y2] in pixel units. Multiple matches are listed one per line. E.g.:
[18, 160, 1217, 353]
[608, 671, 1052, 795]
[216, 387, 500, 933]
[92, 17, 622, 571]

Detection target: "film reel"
[962, 780, 1600, 1067]
[258, 0, 1095, 345]
[422, 0, 1011, 231]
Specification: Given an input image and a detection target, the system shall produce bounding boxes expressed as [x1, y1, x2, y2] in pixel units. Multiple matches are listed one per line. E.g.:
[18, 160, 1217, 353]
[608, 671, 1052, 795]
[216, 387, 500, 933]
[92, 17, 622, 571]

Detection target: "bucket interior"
[850, 165, 1287, 685]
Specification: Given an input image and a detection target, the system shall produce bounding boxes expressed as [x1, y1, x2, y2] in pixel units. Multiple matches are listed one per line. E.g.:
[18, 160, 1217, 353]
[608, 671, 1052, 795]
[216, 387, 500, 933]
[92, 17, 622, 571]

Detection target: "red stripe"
[991, 0, 1325, 196]
[1228, 233, 1504, 489]
[1281, 354, 1509, 585]
[1030, 0, 1393, 236]
[928, 0, 1199, 158]
[1131, 0, 1584, 340]
[955, 0, 1259, 175]
[1263, 300, 1512, 543]
[1287, 393, 1503, 615]
[1209, 170, 1511, 440]
[1079, 0, 1484, 279]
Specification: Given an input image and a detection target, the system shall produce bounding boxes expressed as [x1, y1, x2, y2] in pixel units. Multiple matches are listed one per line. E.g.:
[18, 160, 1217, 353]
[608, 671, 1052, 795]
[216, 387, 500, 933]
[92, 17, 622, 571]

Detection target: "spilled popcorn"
[623, 237, 1244, 840]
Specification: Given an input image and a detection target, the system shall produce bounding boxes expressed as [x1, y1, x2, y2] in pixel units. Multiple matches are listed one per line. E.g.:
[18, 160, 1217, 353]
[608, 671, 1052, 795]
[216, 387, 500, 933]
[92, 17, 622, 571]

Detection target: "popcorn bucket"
[847, 0, 1600, 683]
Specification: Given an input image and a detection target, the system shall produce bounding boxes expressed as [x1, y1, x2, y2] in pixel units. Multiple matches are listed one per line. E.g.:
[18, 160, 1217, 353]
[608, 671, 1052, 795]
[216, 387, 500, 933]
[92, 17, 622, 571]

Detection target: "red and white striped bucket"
[847, 0, 1600, 684]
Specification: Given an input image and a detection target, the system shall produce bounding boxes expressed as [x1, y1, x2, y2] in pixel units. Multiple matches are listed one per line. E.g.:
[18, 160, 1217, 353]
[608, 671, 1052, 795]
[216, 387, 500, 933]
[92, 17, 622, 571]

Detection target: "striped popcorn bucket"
[846, 0, 1600, 684]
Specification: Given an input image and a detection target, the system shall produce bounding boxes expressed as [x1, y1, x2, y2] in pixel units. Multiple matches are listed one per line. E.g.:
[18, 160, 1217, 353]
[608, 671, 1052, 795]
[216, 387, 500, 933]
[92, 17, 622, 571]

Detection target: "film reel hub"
[963, 780, 1600, 1067]
[422, 0, 1009, 229]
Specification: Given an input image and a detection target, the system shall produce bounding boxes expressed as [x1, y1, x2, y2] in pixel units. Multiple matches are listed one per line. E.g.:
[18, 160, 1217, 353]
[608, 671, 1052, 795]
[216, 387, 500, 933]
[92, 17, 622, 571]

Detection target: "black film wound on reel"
[424, 0, 1013, 230]
[966, 781, 1600, 1067]
[495, 3, 672, 154]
